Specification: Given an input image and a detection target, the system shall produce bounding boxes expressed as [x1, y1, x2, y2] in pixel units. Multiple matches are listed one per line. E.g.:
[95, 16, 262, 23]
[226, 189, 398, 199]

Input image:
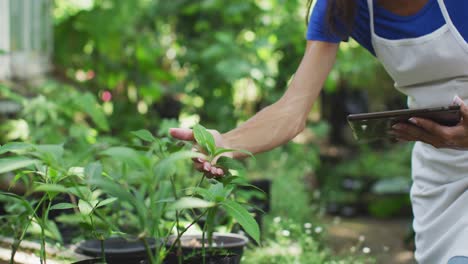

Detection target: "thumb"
[453, 95, 468, 120]
[460, 103, 468, 121]
[169, 128, 195, 141]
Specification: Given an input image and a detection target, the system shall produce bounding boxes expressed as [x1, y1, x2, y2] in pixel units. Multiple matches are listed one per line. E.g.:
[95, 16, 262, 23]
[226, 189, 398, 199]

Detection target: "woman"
[171, 0, 468, 263]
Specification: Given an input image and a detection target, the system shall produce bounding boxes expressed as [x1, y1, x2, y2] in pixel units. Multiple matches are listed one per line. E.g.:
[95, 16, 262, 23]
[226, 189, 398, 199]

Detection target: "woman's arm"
[170, 41, 338, 175]
[223, 41, 339, 157]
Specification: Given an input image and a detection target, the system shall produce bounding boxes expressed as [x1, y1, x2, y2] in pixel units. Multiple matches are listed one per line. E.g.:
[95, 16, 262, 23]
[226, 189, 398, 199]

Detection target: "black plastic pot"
[76, 237, 157, 264]
[247, 179, 272, 213]
[72, 259, 105, 264]
[165, 233, 248, 264]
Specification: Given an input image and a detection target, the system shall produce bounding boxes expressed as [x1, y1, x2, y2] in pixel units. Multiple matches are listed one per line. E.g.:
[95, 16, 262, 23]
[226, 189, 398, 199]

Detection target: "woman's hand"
[391, 98, 468, 149]
[169, 128, 231, 178]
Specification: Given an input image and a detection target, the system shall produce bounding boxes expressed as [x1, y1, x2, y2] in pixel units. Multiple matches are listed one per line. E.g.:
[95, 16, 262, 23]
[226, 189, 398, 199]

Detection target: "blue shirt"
[307, 0, 468, 55]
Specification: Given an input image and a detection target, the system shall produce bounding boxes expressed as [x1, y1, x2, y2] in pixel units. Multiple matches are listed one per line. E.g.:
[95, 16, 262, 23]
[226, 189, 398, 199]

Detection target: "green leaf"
[131, 130, 156, 142]
[193, 124, 216, 156]
[207, 182, 226, 203]
[216, 156, 245, 171]
[85, 162, 102, 179]
[169, 197, 215, 210]
[0, 191, 33, 213]
[0, 142, 34, 155]
[68, 167, 85, 177]
[100, 147, 143, 167]
[96, 197, 118, 208]
[34, 184, 69, 194]
[154, 151, 201, 178]
[221, 200, 261, 244]
[44, 220, 63, 243]
[74, 93, 109, 131]
[34, 144, 65, 162]
[0, 157, 39, 174]
[190, 187, 211, 200]
[50, 203, 76, 210]
[0, 50, 6, 55]
[78, 199, 96, 215]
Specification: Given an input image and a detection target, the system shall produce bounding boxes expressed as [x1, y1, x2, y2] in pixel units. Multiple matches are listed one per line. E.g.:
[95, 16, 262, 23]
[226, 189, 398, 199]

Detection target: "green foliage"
[193, 124, 217, 156]
[221, 200, 260, 244]
[188, 124, 261, 245]
[243, 216, 375, 264]
[324, 144, 412, 180]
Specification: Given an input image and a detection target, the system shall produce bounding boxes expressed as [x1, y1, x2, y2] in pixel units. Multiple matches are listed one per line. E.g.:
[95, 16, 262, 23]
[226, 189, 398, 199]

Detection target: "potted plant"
[66, 130, 199, 264]
[0, 142, 117, 264]
[165, 125, 261, 264]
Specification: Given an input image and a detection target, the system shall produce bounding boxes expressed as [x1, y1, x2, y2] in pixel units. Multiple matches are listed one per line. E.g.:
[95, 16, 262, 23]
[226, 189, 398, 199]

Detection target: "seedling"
[168, 124, 261, 263]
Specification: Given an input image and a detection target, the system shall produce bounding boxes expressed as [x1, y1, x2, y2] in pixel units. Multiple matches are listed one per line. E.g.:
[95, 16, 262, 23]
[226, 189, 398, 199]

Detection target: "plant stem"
[169, 175, 182, 264]
[166, 209, 209, 255]
[100, 239, 105, 263]
[11, 197, 46, 263]
[142, 238, 156, 264]
[40, 201, 47, 264]
[206, 208, 216, 247]
[202, 219, 207, 264]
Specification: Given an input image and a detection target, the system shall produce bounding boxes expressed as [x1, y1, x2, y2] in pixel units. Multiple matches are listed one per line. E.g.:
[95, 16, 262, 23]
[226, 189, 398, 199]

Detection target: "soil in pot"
[76, 237, 157, 264]
[165, 233, 248, 264]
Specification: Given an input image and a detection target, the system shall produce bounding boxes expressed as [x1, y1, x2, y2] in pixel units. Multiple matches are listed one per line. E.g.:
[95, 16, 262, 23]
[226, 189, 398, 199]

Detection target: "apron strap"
[367, 0, 375, 35]
[436, 0, 468, 54]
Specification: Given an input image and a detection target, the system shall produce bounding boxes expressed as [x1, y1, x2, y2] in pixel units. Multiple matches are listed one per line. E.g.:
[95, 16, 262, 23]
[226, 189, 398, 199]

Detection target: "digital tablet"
[347, 105, 461, 141]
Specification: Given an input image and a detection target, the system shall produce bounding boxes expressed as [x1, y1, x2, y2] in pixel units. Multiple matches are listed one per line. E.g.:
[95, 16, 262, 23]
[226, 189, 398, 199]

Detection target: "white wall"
[0, 0, 52, 81]
[0, 0, 11, 80]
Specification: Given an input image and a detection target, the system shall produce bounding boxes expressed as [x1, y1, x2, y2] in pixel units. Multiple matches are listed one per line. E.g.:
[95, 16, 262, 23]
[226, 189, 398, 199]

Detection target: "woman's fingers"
[192, 160, 225, 178]
[170, 127, 226, 177]
[392, 123, 440, 146]
[169, 128, 195, 141]
[408, 118, 447, 137]
[460, 101, 468, 120]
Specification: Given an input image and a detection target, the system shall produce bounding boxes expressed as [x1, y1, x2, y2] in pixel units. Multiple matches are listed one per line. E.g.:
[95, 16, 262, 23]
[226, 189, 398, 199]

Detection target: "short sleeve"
[306, 0, 349, 42]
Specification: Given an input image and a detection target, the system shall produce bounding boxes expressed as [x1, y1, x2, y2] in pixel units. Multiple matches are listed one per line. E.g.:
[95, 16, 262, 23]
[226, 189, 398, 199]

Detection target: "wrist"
[221, 132, 243, 159]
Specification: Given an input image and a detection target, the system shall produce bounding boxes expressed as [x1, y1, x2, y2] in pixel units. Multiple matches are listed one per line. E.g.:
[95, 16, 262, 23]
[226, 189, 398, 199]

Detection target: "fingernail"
[203, 162, 211, 171]
[408, 118, 417, 125]
[216, 168, 224, 175]
[453, 95, 465, 106]
[196, 158, 204, 163]
[210, 167, 217, 174]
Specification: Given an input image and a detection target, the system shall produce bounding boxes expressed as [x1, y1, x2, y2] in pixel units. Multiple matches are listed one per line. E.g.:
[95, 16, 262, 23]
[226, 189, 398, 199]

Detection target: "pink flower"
[102, 91, 112, 102]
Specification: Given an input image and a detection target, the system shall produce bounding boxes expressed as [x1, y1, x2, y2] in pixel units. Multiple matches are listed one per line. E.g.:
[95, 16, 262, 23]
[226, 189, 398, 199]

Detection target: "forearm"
[222, 41, 338, 158]
[223, 83, 315, 157]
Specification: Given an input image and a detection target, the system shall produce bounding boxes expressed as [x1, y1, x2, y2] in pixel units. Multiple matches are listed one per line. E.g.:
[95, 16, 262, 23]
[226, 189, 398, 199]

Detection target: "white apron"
[367, 0, 468, 263]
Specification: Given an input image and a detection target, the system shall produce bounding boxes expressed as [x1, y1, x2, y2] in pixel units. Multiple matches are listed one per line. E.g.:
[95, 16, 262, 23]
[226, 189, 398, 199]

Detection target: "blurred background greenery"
[0, 0, 415, 263]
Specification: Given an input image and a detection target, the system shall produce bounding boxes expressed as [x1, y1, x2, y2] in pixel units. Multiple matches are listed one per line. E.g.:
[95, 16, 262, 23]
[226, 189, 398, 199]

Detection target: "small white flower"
[304, 222, 312, 229]
[314, 226, 323, 234]
[273, 217, 281, 223]
[281, 230, 290, 237]
[305, 229, 312, 235]
[362, 247, 371, 254]
[350, 246, 356, 253]
[358, 235, 365, 242]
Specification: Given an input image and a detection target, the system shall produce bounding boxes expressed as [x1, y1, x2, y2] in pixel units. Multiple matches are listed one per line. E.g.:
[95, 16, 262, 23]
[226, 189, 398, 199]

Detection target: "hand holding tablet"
[347, 105, 461, 142]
